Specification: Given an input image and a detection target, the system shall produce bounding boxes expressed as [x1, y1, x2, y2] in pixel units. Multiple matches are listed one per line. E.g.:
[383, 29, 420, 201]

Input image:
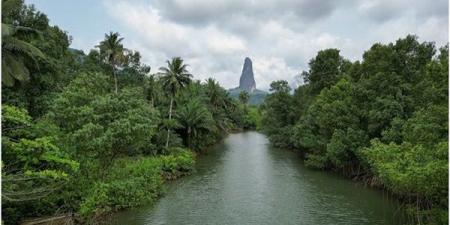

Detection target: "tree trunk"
[187, 127, 191, 149]
[165, 97, 174, 148]
[114, 70, 118, 94]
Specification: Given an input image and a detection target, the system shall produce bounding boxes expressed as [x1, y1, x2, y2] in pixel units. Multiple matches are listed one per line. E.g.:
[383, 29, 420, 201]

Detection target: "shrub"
[79, 150, 195, 219]
[160, 148, 195, 173]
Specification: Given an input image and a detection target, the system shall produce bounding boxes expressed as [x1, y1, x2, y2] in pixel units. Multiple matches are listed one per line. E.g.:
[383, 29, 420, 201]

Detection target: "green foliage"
[1, 23, 46, 87]
[2, 2, 244, 224]
[228, 87, 268, 105]
[159, 148, 195, 174]
[6, 1, 447, 224]
[159, 57, 193, 148]
[269, 80, 291, 93]
[50, 72, 160, 176]
[2, 105, 78, 224]
[176, 98, 216, 149]
[79, 150, 194, 219]
[96, 31, 128, 93]
[79, 157, 164, 219]
[261, 80, 295, 148]
[261, 35, 448, 223]
[159, 57, 192, 97]
[364, 140, 447, 197]
[363, 140, 448, 224]
[238, 90, 250, 105]
[302, 48, 350, 94]
[243, 106, 262, 130]
[204, 78, 236, 132]
[2, 105, 79, 199]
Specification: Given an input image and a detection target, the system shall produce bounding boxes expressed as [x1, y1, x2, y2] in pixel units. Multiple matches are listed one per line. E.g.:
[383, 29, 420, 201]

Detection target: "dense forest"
[1, 0, 448, 225]
[1, 0, 259, 224]
[260, 37, 448, 223]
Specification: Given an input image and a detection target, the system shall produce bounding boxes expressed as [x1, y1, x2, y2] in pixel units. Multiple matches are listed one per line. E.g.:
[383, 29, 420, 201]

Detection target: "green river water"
[110, 131, 405, 225]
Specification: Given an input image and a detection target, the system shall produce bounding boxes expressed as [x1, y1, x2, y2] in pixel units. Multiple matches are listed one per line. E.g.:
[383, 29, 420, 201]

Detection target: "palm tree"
[144, 75, 160, 107]
[2, 23, 46, 87]
[239, 90, 250, 105]
[204, 78, 233, 131]
[159, 57, 192, 148]
[205, 78, 223, 110]
[176, 99, 215, 149]
[97, 32, 127, 94]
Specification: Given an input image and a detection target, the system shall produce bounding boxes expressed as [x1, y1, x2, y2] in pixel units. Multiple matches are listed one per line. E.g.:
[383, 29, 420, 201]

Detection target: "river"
[110, 132, 404, 225]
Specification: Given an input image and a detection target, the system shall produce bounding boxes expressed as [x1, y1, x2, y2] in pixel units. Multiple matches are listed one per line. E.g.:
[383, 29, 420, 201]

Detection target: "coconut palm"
[97, 32, 127, 94]
[176, 98, 215, 149]
[2, 23, 46, 87]
[159, 57, 192, 148]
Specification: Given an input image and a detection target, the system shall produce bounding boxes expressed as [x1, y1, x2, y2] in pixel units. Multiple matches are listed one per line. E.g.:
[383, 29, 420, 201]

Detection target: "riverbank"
[108, 132, 405, 225]
[32, 149, 194, 225]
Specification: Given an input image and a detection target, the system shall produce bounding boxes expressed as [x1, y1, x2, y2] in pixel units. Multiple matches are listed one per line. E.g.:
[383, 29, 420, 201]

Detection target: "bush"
[363, 140, 448, 224]
[160, 148, 195, 174]
[79, 150, 195, 219]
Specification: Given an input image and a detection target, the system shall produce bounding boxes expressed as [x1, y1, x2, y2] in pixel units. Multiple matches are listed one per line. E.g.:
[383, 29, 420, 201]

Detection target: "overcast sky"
[27, 0, 448, 90]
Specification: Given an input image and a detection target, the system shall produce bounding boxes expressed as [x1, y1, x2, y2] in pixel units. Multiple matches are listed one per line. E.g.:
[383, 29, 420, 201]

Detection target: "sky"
[26, 0, 448, 90]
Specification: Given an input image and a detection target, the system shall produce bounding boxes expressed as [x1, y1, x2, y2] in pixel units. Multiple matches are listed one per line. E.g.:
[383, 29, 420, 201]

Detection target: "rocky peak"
[239, 57, 256, 92]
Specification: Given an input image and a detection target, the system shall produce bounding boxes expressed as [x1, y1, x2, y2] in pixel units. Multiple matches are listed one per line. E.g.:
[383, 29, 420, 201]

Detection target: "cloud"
[153, 0, 340, 26]
[357, 0, 448, 24]
[102, 0, 448, 90]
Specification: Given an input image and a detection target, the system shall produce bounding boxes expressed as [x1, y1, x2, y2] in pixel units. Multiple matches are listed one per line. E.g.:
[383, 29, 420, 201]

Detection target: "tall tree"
[159, 57, 192, 148]
[97, 31, 127, 94]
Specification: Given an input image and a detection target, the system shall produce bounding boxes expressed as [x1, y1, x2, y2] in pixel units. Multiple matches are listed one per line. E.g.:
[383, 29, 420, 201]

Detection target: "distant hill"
[228, 57, 267, 105]
[228, 87, 267, 105]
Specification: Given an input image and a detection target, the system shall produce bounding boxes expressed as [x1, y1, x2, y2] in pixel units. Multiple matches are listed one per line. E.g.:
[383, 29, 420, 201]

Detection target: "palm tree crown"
[96, 32, 127, 93]
[159, 57, 192, 96]
[176, 98, 215, 148]
[97, 32, 127, 67]
[159, 57, 192, 148]
[2, 23, 46, 87]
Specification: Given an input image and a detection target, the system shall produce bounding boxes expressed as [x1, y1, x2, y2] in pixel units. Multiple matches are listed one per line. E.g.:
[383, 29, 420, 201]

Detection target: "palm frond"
[3, 37, 46, 64]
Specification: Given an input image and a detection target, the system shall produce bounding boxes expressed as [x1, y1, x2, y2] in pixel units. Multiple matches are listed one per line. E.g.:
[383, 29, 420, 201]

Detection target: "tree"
[238, 90, 249, 105]
[144, 75, 160, 107]
[1, 23, 46, 87]
[159, 57, 192, 148]
[205, 78, 222, 110]
[176, 98, 215, 149]
[270, 80, 291, 93]
[302, 49, 350, 94]
[261, 80, 295, 148]
[50, 72, 160, 175]
[2, 105, 78, 202]
[204, 78, 235, 131]
[97, 31, 127, 94]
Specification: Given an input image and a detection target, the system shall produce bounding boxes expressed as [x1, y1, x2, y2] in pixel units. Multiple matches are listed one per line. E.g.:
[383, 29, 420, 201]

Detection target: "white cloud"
[253, 56, 299, 89]
[102, 0, 448, 90]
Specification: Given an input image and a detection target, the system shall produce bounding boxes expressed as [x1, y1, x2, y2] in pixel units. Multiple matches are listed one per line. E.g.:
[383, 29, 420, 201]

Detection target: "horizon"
[26, 0, 448, 90]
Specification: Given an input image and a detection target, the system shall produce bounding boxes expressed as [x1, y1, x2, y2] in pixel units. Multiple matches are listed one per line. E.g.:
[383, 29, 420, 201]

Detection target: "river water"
[110, 132, 404, 225]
